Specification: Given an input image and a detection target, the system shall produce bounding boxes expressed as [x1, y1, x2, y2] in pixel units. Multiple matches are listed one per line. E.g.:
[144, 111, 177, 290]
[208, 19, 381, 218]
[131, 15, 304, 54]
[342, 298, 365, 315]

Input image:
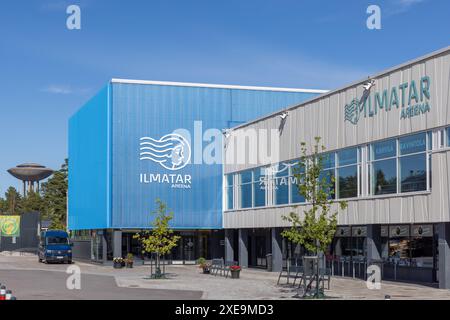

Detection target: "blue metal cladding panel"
[68, 85, 110, 230]
[111, 83, 317, 230]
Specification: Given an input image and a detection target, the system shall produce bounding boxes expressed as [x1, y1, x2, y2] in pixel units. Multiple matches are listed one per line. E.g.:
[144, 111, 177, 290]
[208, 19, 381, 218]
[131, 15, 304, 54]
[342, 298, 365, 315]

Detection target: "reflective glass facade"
[225, 131, 433, 210]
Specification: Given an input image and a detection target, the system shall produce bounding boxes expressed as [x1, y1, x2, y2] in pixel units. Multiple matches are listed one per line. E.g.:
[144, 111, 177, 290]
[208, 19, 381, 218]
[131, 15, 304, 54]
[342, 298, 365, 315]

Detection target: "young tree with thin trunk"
[134, 199, 180, 279]
[281, 137, 348, 298]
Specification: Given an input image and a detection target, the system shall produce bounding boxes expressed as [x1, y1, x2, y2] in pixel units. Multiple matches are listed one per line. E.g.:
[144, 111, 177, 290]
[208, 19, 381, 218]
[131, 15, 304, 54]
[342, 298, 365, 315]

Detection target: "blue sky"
[0, 0, 449, 194]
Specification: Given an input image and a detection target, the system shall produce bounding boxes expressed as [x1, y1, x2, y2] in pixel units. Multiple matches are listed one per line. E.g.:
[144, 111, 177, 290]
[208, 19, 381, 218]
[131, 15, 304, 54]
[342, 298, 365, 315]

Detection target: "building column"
[366, 225, 382, 264]
[113, 230, 122, 258]
[225, 229, 234, 262]
[238, 229, 248, 268]
[271, 228, 283, 272]
[438, 223, 450, 289]
[102, 232, 108, 264]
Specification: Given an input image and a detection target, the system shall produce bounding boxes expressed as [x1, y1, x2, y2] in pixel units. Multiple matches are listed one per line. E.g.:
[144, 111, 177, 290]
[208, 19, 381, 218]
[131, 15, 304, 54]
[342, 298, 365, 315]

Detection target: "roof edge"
[110, 78, 328, 94]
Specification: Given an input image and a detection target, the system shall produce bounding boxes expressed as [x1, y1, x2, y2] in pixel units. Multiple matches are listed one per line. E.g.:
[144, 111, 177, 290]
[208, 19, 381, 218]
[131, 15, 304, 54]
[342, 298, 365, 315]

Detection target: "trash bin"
[266, 254, 273, 272]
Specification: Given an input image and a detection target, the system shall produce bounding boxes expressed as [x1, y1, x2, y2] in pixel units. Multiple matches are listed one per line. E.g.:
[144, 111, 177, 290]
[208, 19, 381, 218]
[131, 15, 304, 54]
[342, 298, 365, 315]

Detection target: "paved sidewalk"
[2, 255, 450, 300]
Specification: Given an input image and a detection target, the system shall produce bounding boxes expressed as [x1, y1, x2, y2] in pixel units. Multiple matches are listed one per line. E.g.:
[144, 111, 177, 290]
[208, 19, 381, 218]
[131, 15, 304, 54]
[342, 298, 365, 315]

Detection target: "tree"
[41, 159, 68, 230]
[1, 187, 23, 215]
[21, 190, 43, 214]
[134, 199, 180, 279]
[281, 137, 348, 298]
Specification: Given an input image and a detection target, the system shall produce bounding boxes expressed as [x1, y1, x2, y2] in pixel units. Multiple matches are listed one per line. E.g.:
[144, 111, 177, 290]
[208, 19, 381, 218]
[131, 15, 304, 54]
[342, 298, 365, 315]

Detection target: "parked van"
[38, 230, 73, 264]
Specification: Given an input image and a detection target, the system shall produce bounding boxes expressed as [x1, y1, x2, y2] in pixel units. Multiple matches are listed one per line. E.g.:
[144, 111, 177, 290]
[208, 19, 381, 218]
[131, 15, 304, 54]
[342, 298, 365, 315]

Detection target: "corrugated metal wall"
[110, 83, 317, 229]
[224, 48, 450, 228]
[68, 86, 110, 230]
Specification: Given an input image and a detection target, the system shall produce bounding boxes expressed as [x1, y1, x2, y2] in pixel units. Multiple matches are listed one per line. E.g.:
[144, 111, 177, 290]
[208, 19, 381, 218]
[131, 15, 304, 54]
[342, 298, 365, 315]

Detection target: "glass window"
[410, 237, 433, 268]
[321, 152, 335, 169]
[371, 159, 397, 195]
[338, 148, 358, 166]
[240, 183, 252, 209]
[399, 133, 426, 155]
[400, 153, 427, 192]
[320, 168, 336, 199]
[226, 174, 233, 187]
[227, 187, 233, 210]
[275, 179, 289, 205]
[338, 166, 358, 198]
[241, 170, 252, 184]
[447, 128, 450, 147]
[389, 238, 411, 265]
[372, 139, 396, 160]
[337, 147, 359, 199]
[274, 163, 289, 205]
[240, 170, 253, 209]
[47, 237, 69, 245]
[289, 160, 305, 204]
[253, 168, 266, 207]
[429, 153, 432, 190]
[226, 175, 233, 210]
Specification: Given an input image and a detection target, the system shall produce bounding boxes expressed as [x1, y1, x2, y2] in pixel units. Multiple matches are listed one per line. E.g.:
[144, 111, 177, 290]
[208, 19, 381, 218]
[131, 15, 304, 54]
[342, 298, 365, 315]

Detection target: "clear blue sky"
[0, 0, 449, 195]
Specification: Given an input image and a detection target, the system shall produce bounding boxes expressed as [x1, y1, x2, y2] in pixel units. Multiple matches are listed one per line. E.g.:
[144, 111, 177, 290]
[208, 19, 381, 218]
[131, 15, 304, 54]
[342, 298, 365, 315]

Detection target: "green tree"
[281, 137, 347, 298]
[21, 190, 44, 214]
[2, 187, 23, 215]
[41, 159, 68, 230]
[134, 199, 180, 279]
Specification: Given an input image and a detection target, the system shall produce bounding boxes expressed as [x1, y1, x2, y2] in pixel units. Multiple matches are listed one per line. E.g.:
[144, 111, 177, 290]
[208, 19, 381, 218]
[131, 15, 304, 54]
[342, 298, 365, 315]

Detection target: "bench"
[210, 258, 238, 278]
[277, 258, 303, 285]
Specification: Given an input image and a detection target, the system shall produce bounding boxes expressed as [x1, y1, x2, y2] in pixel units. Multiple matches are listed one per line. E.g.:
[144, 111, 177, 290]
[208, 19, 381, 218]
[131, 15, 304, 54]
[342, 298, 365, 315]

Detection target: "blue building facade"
[68, 79, 324, 262]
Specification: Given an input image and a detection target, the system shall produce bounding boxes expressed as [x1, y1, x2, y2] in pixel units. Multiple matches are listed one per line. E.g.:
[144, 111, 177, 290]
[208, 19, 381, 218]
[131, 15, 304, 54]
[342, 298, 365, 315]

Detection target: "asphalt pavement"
[0, 269, 202, 300]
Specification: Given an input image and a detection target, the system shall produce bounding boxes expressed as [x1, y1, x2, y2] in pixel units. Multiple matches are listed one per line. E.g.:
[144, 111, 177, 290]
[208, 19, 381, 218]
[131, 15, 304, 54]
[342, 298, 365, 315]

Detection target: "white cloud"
[42, 85, 73, 94]
[398, 0, 426, 6]
[41, 85, 92, 95]
[387, 0, 428, 15]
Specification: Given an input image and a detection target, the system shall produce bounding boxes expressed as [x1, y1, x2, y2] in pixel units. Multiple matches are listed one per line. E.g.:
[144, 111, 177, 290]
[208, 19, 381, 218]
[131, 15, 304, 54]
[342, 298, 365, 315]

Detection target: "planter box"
[231, 270, 240, 279]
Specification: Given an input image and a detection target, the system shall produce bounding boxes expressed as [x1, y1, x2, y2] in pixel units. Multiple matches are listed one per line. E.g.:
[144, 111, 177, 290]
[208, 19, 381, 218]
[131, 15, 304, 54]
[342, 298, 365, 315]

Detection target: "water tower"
[7, 163, 54, 196]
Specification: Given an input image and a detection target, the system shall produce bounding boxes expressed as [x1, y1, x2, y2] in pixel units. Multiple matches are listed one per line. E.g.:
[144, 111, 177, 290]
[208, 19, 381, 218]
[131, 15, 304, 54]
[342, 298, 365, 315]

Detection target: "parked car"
[38, 230, 73, 264]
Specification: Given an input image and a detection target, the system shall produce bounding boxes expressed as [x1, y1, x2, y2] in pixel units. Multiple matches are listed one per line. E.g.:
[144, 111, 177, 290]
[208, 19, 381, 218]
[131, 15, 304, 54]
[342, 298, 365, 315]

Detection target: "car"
[38, 230, 73, 264]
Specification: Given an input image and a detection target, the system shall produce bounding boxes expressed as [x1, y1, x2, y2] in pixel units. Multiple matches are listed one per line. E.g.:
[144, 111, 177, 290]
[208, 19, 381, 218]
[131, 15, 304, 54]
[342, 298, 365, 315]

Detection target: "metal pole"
[394, 262, 397, 281]
[331, 259, 334, 276]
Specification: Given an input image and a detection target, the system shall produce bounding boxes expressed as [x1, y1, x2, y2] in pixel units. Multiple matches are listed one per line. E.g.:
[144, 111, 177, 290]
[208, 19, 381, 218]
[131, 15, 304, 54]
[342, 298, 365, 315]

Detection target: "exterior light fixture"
[363, 79, 376, 91]
[279, 111, 289, 120]
[222, 129, 231, 139]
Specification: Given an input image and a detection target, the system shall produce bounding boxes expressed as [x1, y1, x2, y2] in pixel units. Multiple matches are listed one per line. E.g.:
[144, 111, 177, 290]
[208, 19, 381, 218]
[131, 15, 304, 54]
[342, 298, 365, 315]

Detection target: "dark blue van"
[38, 230, 73, 264]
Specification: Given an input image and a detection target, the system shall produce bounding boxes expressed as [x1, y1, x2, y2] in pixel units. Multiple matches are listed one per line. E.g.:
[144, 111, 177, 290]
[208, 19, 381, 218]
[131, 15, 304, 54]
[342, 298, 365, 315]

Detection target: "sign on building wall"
[335, 226, 351, 237]
[352, 226, 367, 237]
[389, 225, 410, 238]
[0, 216, 21, 237]
[412, 224, 433, 237]
[345, 76, 431, 125]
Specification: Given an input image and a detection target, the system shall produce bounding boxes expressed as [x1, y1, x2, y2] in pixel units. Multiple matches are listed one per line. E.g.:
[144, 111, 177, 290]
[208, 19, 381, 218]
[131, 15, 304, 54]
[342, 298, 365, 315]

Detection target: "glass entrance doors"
[183, 236, 195, 262]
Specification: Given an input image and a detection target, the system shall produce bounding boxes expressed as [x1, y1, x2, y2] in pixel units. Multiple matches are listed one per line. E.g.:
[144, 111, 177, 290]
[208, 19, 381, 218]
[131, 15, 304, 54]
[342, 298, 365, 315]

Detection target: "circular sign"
[1, 218, 19, 236]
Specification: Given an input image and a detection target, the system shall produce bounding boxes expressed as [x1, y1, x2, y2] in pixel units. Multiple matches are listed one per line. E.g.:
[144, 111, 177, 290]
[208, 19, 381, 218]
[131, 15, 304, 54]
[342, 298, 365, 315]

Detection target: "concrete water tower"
[7, 163, 54, 196]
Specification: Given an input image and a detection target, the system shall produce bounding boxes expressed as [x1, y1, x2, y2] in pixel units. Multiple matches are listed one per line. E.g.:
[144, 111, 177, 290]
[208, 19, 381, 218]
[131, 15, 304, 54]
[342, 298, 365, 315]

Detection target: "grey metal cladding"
[223, 48, 450, 228]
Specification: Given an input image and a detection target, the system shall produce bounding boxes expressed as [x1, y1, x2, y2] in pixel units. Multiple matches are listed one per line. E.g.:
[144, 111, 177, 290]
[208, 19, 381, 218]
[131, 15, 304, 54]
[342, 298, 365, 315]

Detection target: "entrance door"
[183, 236, 195, 262]
[255, 236, 267, 268]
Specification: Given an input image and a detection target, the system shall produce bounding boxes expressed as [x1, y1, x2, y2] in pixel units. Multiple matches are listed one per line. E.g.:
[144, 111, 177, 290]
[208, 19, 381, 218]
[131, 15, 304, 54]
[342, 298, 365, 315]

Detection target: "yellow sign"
[0, 216, 21, 237]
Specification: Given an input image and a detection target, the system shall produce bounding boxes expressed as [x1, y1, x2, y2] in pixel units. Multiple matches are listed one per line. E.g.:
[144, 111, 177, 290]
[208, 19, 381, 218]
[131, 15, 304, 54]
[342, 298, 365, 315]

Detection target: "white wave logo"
[140, 134, 191, 171]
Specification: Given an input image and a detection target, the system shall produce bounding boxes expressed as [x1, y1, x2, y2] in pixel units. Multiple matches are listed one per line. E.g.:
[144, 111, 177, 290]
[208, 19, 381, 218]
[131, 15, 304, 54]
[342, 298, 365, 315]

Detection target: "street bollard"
[0, 285, 6, 300]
